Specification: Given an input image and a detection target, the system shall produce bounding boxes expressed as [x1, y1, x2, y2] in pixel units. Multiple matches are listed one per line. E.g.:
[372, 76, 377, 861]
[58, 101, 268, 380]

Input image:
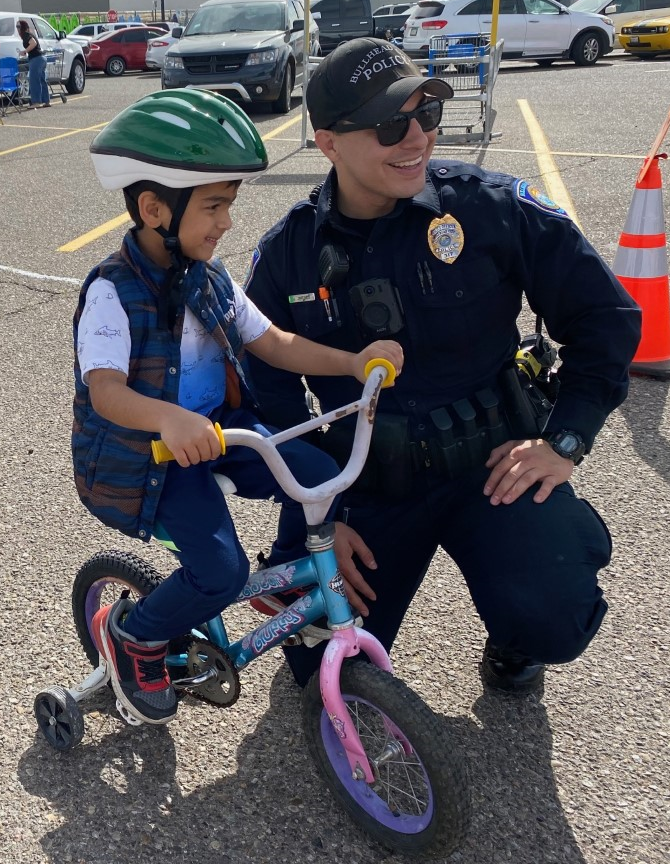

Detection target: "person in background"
[244, 38, 642, 696]
[16, 19, 50, 108]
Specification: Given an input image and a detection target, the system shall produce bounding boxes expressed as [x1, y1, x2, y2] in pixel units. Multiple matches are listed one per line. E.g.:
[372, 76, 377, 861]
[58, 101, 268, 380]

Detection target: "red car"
[84, 26, 166, 76]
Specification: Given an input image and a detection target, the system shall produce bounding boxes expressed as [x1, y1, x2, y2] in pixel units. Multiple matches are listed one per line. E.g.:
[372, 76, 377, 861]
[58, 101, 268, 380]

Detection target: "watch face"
[550, 430, 585, 463]
[560, 433, 579, 452]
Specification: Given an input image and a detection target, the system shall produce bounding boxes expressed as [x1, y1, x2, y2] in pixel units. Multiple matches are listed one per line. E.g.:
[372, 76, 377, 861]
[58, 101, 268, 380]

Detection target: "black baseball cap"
[307, 38, 453, 131]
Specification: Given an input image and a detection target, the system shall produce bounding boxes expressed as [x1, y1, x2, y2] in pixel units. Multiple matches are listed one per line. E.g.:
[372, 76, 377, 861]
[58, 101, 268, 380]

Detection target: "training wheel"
[34, 686, 84, 751]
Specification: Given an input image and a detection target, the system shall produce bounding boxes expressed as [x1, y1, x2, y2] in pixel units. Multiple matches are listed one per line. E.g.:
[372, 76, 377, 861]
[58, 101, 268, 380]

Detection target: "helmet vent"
[152, 111, 190, 130]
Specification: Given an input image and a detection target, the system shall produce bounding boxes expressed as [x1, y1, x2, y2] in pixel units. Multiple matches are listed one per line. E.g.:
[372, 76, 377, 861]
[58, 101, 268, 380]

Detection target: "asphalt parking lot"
[0, 53, 669, 864]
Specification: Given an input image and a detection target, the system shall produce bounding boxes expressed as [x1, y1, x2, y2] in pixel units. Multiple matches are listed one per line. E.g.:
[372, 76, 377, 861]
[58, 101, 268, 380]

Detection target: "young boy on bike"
[72, 89, 402, 727]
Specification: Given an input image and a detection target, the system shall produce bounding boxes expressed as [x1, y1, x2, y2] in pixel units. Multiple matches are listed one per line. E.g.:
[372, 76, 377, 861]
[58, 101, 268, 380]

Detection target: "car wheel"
[105, 56, 126, 76]
[65, 57, 86, 94]
[571, 31, 602, 66]
[272, 62, 294, 114]
[535, 59, 554, 67]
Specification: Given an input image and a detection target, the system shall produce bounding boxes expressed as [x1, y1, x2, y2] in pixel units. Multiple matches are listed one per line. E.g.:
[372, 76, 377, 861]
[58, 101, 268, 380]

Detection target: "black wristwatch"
[543, 429, 586, 465]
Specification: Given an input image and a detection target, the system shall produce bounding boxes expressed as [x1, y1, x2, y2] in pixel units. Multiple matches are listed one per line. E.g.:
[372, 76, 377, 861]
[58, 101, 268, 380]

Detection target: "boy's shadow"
[18, 671, 587, 864]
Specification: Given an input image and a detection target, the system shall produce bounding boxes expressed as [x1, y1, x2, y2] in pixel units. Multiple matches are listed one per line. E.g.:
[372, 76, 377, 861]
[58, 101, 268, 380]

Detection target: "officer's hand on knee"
[484, 439, 574, 505]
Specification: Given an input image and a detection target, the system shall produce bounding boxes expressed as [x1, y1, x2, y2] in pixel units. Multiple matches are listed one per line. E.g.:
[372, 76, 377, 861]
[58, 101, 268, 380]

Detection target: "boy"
[73, 89, 402, 726]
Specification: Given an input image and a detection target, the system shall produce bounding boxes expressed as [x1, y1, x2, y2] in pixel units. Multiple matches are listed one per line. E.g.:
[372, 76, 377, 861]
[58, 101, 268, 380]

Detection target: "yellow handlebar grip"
[364, 357, 396, 388]
[214, 422, 226, 456]
[151, 438, 174, 464]
[151, 422, 226, 464]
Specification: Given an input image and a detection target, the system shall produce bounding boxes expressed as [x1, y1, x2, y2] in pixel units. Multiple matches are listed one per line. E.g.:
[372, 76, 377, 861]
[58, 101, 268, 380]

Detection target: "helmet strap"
[154, 188, 195, 331]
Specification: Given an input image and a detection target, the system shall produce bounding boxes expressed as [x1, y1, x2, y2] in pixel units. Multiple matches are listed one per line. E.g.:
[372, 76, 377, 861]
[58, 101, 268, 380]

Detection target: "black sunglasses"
[331, 99, 444, 147]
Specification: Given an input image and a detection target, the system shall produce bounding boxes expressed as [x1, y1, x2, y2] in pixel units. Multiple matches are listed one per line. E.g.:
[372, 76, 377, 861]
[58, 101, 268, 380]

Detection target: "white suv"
[0, 11, 86, 93]
[402, 0, 614, 65]
[67, 21, 146, 46]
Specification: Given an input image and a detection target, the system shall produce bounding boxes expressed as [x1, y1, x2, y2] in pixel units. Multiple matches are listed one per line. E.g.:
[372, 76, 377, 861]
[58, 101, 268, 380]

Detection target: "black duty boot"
[479, 639, 545, 695]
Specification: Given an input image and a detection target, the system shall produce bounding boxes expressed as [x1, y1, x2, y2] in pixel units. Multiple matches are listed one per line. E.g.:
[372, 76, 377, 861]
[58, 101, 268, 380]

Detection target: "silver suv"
[0, 11, 86, 93]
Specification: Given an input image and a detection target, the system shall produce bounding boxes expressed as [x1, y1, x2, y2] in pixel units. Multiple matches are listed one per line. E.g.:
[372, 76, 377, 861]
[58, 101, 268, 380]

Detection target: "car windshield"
[183, 2, 286, 35]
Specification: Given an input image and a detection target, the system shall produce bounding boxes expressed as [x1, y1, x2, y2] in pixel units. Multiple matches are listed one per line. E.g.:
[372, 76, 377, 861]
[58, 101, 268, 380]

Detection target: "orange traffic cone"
[613, 154, 670, 379]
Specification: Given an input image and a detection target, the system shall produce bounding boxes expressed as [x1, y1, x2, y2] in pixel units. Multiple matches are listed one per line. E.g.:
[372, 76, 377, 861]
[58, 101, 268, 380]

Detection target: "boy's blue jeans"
[123, 408, 339, 642]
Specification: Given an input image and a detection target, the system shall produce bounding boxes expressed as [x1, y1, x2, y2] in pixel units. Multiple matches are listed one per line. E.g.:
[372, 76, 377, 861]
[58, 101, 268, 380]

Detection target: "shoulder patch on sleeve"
[242, 246, 261, 292]
[515, 180, 569, 219]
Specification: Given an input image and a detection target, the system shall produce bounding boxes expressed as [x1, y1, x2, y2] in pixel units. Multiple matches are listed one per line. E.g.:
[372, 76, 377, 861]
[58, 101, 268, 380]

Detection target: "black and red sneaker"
[93, 598, 177, 725]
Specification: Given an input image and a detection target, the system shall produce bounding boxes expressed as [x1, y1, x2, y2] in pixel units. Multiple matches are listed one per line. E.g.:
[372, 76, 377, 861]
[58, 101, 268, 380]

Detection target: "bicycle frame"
[75, 362, 404, 781]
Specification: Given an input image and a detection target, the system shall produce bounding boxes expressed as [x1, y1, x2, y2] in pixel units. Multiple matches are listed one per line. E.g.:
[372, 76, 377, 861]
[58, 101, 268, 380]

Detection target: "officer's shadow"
[434, 690, 588, 863]
[618, 376, 670, 485]
[18, 671, 586, 864]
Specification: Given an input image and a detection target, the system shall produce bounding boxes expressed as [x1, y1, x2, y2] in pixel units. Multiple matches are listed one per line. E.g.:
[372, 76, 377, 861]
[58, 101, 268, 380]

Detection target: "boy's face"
[174, 181, 239, 262]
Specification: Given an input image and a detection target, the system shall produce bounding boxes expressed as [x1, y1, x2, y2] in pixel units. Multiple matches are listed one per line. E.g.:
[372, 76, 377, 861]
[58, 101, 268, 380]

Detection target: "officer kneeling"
[245, 38, 642, 694]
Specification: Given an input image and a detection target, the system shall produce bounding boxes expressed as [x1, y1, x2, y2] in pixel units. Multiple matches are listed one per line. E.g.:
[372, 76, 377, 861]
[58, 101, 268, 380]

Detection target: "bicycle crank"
[172, 640, 241, 708]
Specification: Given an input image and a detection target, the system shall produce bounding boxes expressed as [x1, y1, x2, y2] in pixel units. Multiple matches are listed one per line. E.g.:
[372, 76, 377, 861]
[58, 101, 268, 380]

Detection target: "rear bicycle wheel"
[302, 662, 470, 857]
[72, 550, 163, 668]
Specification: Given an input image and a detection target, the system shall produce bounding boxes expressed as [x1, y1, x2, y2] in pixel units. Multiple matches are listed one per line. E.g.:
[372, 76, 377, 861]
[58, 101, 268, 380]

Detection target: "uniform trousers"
[123, 408, 339, 642]
[284, 464, 612, 687]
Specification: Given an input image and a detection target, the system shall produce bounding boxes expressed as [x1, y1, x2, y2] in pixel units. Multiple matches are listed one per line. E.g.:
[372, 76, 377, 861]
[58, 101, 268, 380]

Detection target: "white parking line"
[0, 264, 79, 284]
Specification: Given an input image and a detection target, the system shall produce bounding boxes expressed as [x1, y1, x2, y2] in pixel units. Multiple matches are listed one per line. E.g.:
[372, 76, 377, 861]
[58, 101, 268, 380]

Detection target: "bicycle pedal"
[115, 699, 144, 727]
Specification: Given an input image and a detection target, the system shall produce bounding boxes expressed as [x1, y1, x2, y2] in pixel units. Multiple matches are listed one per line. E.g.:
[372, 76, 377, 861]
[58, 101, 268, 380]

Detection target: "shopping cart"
[426, 33, 502, 143]
[45, 49, 67, 103]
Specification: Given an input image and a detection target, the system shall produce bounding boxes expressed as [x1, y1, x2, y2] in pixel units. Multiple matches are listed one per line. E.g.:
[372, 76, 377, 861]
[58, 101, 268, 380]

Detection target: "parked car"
[0, 11, 86, 93]
[145, 26, 180, 69]
[402, 0, 614, 65]
[67, 21, 145, 46]
[620, 12, 670, 54]
[84, 25, 166, 75]
[162, 0, 320, 114]
[311, 0, 374, 52]
[374, 2, 416, 37]
[571, 0, 670, 45]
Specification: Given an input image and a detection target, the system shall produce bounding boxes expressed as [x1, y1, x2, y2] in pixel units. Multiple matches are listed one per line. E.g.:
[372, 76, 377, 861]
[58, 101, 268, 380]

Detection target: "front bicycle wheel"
[302, 662, 470, 857]
[72, 550, 163, 668]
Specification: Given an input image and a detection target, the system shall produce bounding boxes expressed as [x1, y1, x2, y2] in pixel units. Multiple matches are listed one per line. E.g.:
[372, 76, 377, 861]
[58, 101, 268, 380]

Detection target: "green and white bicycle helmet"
[90, 88, 268, 190]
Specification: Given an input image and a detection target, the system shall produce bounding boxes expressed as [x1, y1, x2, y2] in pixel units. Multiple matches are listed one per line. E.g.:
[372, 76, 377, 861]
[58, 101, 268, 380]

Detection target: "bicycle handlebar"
[150, 358, 396, 524]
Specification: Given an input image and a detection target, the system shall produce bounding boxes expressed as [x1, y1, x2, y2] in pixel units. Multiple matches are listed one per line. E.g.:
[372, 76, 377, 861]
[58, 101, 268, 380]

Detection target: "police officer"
[244, 38, 641, 694]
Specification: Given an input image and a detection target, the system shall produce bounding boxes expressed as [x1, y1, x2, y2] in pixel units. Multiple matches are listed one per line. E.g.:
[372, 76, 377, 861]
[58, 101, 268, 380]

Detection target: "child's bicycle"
[33, 360, 471, 858]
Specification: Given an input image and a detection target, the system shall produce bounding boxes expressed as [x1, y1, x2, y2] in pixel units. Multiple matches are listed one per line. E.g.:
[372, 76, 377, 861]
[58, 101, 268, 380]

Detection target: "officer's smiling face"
[315, 89, 437, 220]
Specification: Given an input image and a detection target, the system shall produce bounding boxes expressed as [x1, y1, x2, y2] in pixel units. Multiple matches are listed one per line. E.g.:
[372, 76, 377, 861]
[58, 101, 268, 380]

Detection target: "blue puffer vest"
[72, 230, 254, 540]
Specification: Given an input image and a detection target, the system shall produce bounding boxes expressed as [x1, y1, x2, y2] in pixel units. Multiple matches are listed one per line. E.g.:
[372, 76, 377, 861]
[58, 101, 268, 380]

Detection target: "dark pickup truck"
[373, 3, 413, 39]
[312, 0, 412, 53]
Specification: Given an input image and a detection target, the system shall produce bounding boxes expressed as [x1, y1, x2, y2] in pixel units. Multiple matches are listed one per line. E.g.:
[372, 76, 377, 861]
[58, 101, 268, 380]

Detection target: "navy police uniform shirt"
[245, 160, 641, 452]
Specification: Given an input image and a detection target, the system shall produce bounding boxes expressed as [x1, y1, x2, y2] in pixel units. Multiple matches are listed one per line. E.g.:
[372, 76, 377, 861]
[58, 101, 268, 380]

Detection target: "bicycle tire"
[302, 662, 471, 857]
[72, 550, 163, 668]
